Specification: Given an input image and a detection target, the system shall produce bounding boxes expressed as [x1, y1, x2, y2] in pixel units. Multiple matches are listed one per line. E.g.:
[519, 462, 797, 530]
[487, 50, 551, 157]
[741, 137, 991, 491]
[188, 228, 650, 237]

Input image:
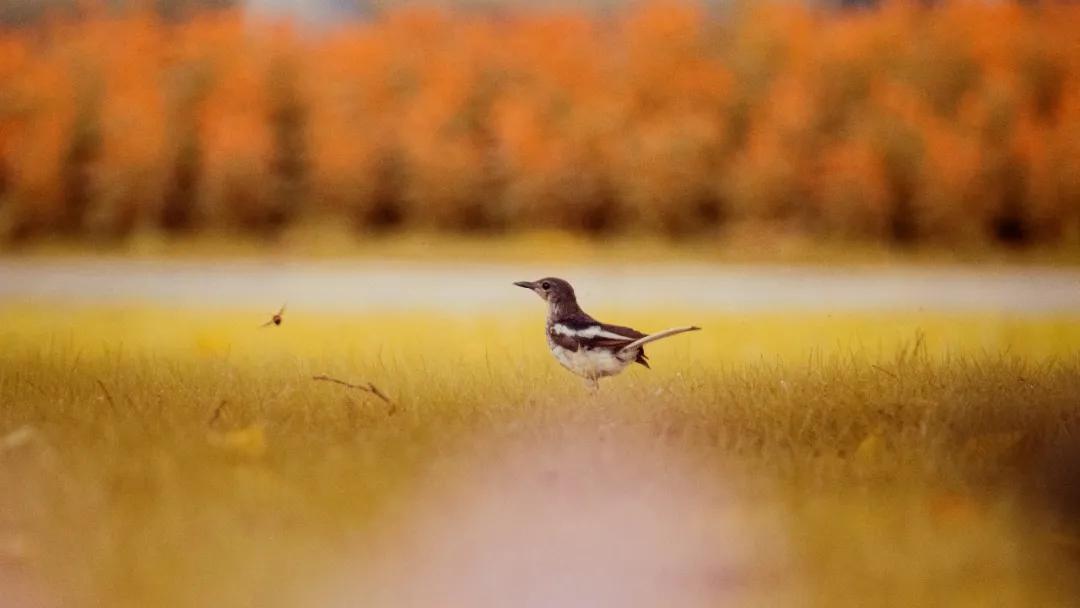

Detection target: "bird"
[260, 303, 286, 327]
[514, 277, 700, 390]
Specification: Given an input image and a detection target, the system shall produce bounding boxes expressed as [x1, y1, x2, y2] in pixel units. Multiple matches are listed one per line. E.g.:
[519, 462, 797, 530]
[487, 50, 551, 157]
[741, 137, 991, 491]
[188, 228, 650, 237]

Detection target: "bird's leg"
[584, 377, 600, 393]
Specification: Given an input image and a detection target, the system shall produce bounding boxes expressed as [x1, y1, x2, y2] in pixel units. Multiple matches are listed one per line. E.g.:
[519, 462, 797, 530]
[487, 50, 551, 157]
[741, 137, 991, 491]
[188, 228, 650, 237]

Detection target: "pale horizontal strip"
[2, 260, 1080, 314]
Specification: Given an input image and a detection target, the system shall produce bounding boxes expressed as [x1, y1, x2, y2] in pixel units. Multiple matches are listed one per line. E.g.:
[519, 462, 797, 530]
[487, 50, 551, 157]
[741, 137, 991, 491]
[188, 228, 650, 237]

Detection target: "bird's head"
[513, 277, 577, 307]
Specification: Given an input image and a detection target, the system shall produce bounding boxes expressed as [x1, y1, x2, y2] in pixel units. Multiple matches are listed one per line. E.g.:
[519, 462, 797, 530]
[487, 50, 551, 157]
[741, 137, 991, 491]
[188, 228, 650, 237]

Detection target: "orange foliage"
[0, 2, 1076, 244]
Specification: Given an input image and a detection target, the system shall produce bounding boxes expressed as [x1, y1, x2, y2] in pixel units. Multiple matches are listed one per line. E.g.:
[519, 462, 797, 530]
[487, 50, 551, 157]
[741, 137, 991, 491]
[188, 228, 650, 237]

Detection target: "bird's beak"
[513, 281, 535, 289]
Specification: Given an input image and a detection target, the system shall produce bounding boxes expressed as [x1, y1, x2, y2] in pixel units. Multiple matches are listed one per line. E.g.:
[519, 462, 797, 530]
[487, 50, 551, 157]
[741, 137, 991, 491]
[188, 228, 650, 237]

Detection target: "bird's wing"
[259, 320, 274, 328]
[277, 303, 287, 316]
[550, 321, 644, 350]
[599, 322, 647, 340]
[547, 326, 580, 352]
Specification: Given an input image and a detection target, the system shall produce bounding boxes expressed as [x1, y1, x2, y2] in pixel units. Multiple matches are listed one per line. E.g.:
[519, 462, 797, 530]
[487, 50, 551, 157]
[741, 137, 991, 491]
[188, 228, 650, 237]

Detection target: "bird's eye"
[541, 281, 551, 290]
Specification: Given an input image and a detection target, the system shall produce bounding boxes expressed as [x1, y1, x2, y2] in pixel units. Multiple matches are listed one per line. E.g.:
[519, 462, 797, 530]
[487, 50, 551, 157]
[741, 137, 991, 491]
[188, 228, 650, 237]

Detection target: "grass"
[2, 306, 1080, 606]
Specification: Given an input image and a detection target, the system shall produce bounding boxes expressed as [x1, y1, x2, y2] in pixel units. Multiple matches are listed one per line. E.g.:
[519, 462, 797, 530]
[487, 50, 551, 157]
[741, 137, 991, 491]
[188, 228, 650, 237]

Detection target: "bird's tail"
[618, 326, 701, 352]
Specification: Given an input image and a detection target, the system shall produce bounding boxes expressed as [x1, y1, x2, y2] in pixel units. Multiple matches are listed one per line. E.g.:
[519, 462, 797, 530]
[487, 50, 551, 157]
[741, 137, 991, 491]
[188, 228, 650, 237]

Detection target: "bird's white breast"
[547, 340, 635, 379]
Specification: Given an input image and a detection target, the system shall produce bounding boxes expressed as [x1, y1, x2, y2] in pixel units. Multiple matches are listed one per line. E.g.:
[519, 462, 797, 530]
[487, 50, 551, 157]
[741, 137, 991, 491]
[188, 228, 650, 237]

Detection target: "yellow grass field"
[2, 306, 1080, 606]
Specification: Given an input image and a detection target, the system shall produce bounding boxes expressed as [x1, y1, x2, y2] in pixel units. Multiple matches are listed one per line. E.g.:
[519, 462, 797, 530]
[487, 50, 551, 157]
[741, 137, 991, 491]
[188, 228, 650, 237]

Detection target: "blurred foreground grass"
[2, 307, 1080, 606]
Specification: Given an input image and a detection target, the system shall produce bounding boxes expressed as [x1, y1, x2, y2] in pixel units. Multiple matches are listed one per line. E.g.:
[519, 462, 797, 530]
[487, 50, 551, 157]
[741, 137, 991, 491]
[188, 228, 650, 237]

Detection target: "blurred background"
[0, 0, 1073, 254]
[2, 2, 1080, 607]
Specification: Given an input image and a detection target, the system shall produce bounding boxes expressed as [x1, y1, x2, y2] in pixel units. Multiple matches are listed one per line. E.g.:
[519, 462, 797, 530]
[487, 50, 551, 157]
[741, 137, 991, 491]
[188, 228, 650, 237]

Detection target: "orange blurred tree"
[0, 1, 1076, 246]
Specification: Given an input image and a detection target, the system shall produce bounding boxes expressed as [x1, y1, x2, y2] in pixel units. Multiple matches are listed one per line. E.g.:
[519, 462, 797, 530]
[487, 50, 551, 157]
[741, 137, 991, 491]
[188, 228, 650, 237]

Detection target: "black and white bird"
[514, 277, 700, 389]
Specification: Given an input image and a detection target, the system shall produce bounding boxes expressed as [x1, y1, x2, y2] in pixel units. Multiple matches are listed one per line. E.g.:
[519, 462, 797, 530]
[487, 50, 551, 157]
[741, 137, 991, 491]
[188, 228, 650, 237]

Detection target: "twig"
[871, 365, 898, 380]
[312, 375, 393, 405]
[95, 378, 118, 414]
[368, 384, 393, 405]
[207, 400, 228, 427]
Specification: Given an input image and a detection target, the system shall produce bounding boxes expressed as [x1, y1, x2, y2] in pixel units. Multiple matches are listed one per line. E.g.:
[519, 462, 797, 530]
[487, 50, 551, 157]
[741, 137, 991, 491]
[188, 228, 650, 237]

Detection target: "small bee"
[260, 304, 286, 328]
